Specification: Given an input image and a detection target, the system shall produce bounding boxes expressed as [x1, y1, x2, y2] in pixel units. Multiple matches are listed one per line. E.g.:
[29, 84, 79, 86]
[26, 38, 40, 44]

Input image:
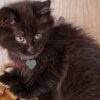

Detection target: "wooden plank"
[52, 0, 100, 42]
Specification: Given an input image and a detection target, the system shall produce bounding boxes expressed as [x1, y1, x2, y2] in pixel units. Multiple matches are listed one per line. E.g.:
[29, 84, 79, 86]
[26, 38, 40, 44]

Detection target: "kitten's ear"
[0, 7, 19, 27]
[33, 0, 51, 15]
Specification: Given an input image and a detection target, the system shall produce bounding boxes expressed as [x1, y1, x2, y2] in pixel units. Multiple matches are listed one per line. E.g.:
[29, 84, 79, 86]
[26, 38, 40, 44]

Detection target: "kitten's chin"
[11, 47, 44, 60]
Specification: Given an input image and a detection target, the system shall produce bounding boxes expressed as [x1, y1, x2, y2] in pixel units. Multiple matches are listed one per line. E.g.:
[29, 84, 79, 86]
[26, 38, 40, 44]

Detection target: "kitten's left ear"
[0, 7, 20, 27]
[33, 0, 51, 15]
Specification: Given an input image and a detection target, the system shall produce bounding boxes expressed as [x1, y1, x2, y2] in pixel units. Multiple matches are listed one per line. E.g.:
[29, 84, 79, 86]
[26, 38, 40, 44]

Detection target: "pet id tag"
[26, 59, 37, 70]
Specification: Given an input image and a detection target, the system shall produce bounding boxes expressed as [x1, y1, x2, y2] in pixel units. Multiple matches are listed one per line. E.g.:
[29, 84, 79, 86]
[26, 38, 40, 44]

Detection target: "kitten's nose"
[27, 45, 34, 53]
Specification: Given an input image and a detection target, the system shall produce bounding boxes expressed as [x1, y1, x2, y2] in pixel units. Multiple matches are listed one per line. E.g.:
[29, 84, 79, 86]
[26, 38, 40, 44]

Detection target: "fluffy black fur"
[0, 0, 100, 100]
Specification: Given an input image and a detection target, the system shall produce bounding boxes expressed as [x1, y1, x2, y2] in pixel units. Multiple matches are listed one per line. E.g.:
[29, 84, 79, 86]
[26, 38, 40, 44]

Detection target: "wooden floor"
[52, 0, 100, 41]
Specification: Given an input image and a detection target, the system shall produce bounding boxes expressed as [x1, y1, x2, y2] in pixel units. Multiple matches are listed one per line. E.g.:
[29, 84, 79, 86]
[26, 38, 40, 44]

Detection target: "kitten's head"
[0, 0, 54, 60]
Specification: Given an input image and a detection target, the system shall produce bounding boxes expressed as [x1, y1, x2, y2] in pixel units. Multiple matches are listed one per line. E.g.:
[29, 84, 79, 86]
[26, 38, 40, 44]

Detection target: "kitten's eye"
[15, 36, 27, 44]
[34, 34, 42, 40]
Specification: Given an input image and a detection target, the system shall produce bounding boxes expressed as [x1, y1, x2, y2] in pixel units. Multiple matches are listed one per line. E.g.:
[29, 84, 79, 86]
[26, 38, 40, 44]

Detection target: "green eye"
[15, 36, 27, 44]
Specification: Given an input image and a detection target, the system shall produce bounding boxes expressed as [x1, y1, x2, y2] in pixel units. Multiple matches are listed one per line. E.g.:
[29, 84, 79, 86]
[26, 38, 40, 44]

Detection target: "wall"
[0, 0, 100, 66]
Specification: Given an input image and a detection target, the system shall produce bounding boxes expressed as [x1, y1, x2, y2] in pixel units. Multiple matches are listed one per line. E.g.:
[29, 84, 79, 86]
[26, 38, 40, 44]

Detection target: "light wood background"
[0, 0, 100, 65]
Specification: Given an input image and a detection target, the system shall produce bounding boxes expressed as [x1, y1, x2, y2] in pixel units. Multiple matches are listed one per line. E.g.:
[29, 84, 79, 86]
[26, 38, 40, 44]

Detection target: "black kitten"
[0, 0, 100, 100]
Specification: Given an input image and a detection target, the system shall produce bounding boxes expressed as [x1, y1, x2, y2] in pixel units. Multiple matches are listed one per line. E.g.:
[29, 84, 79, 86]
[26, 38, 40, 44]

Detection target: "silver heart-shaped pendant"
[26, 59, 37, 70]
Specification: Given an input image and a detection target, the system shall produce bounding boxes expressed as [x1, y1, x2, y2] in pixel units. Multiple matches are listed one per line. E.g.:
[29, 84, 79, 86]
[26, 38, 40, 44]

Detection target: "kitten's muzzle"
[11, 45, 44, 60]
[27, 46, 34, 53]
[21, 46, 44, 60]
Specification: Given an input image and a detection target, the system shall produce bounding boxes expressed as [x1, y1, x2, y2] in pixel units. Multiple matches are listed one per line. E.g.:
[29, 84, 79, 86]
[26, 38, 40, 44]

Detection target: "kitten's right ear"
[0, 7, 19, 27]
[32, 0, 51, 16]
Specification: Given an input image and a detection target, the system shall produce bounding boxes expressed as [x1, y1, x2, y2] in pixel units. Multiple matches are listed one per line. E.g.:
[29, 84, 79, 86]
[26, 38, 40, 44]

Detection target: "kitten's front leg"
[0, 68, 29, 98]
[0, 68, 22, 85]
[0, 68, 56, 99]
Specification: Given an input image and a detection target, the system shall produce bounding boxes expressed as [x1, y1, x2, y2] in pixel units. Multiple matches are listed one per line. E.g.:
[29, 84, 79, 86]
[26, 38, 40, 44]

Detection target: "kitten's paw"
[0, 72, 12, 85]
[0, 68, 22, 86]
[0, 68, 31, 99]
